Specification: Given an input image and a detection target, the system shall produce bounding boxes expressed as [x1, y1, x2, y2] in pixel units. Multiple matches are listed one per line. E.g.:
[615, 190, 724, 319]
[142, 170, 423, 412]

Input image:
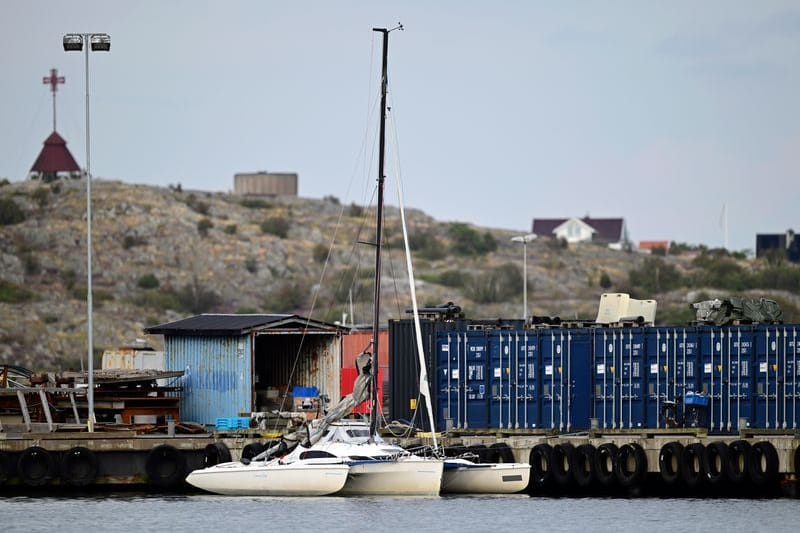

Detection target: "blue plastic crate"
[215, 417, 250, 430]
[684, 392, 709, 407]
[292, 386, 319, 398]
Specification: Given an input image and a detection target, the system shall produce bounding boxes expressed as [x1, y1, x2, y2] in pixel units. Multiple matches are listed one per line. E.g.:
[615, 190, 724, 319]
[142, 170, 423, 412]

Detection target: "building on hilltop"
[29, 131, 81, 182]
[532, 216, 630, 250]
[234, 171, 298, 197]
[756, 230, 800, 263]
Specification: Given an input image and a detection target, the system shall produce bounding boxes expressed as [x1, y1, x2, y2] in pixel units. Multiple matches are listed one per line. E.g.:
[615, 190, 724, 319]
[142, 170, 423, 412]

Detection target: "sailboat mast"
[369, 27, 390, 438]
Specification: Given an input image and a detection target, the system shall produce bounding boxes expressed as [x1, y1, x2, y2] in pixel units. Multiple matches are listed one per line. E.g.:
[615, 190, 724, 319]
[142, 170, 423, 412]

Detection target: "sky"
[2, 1, 798, 252]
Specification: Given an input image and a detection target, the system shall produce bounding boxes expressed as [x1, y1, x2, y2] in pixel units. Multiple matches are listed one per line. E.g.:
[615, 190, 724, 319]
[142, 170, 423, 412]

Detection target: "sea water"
[1, 494, 797, 533]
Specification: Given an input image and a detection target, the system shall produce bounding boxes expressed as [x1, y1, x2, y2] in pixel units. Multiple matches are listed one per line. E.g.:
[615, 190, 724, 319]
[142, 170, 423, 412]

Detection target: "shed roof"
[30, 131, 80, 173]
[145, 313, 342, 336]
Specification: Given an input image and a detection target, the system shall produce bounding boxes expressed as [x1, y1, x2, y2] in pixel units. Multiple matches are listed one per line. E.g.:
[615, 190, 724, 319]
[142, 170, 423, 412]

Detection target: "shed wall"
[164, 335, 253, 425]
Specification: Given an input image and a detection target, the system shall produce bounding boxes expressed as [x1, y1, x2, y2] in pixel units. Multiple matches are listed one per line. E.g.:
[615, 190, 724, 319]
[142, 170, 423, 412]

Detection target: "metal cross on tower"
[42, 68, 65, 131]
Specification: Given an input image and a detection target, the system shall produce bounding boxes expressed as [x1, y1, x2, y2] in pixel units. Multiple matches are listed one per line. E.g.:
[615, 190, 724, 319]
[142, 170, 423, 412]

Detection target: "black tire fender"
[203, 442, 232, 467]
[551, 443, 575, 486]
[529, 443, 553, 490]
[490, 442, 516, 463]
[146, 444, 187, 488]
[571, 443, 596, 488]
[60, 446, 99, 487]
[748, 441, 778, 487]
[593, 443, 618, 487]
[726, 440, 751, 484]
[703, 441, 729, 485]
[18, 446, 56, 487]
[0, 450, 11, 484]
[241, 442, 266, 461]
[615, 443, 647, 488]
[658, 441, 684, 485]
[681, 443, 705, 488]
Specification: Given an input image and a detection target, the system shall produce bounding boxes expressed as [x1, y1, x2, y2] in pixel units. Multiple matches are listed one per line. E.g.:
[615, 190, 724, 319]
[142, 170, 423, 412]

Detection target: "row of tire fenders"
[522, 439, 799, 494]
[0, 444, 189, 488]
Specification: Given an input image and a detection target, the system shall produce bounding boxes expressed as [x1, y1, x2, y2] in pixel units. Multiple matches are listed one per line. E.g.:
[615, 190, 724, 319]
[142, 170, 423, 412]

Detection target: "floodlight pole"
[511, 234, 536, 322]
[63, 33, 110, 432]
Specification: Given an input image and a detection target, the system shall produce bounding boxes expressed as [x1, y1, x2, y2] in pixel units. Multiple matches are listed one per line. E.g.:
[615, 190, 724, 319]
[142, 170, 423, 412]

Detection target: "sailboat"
[285, 24, 442, 496]
[187, 25, 442, 496]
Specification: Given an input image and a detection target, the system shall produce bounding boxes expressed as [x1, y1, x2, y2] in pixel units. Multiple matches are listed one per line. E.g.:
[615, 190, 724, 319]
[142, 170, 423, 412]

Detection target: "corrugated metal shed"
[145, 314, 344, 426]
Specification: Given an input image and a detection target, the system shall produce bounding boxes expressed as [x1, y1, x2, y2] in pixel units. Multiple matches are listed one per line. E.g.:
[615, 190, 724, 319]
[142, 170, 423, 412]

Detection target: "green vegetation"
[185, 194, 210, 215]
[448, 223, 497, 256]
[348, 203, 364, 218]
[437, 269, 469, 288]
[0, 279, 34, 303]
[313, 243, 329, 264]
[123, 235, 147, 249]
[264, 280, 309, 312]
[224, 224, 237, 235]
[240, 198, 273, 209]
[323, 195, 340, 205]
[599, 271, 613, 289]
[137, 273, 160, 289]
[464, 263, 523, 304]
[0, 197, 25, 225]
[134, 282, 221, 314]
[197, 218, 213, 237]
[406, 232, 445, 261]
[31, 187, 49, 208]
[260, 217, 290, 238]
[245, 257, 258, 274]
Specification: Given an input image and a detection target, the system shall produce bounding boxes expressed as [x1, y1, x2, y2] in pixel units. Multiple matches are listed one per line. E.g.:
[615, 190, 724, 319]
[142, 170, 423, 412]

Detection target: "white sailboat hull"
[338, 456, 444, 496]
[441, 460, 531, 494]
[186, 460, 350, 496]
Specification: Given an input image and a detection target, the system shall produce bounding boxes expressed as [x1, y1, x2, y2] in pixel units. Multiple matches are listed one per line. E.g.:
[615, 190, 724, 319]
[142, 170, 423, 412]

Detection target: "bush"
[186, 194, 210, 215]
[260, 217, 290, 238]
[224, 224, 237, 235]
[408, 232, 445, 261]
[264, 281, 309, 312]
[245, 257, 258, 274]
[323, 195, 340, 205]
[61, 269, 77, 290]
[599, 271, 613, 289]
[464, 263, 523, 303]
[438, 269, 468, 288]
[0, 279, 34, 303]
[177, 282, 221, 313]
[197, 218, 213, 237]
[137, 273, 160, 289]
[348, 203, 364, 217]
[628, 258, 683, 294]
[448, 223, 497, 256]
[0, 197, 25, 225]
[31, 188, 49, 208]
[241, 198, 273, 209]
[313, 243, 329, 264]
[123, 235, 147, 249]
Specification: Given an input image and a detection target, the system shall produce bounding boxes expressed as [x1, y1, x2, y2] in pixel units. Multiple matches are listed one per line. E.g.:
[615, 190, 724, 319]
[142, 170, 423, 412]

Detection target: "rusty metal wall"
[254, 331, 340, 403]
[163, 335, 252, 426]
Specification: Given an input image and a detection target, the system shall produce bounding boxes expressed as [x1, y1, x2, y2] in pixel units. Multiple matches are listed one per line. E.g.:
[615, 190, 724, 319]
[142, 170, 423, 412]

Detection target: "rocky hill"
[1, 179, 798, 371]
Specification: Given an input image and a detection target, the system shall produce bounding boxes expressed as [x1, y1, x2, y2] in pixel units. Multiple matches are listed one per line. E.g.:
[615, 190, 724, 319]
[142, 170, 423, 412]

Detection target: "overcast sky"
[2, 1, 798, 252]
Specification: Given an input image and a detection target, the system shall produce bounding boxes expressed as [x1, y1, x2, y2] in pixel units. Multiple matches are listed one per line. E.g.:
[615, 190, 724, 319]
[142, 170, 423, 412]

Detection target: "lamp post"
[63, 32, 110, 432]
[510, 233, 536, 322]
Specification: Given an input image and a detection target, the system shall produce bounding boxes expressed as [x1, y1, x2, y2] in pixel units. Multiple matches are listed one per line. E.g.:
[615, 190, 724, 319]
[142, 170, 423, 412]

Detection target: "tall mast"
[369, 27, 389, 439]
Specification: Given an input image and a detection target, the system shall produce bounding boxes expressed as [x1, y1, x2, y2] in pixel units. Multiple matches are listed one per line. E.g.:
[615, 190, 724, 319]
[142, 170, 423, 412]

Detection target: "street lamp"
[510, 233, 537, 322]
[63, 32, 110, 432]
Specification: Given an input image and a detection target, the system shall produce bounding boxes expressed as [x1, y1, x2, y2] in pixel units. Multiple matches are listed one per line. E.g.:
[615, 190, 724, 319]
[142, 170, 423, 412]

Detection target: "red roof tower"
[29, 131, 81, 180]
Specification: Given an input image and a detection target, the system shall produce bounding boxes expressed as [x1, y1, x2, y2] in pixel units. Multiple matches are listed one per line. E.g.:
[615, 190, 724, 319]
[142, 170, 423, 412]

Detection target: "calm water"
[1, 494, 797, 533]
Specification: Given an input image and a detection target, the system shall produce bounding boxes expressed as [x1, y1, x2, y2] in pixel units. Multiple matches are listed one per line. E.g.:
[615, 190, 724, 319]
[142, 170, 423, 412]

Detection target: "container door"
[517, 330, 539, 429]
[541, 331, 567, 431]
[727, 326, 755, 431]
[698, 326, 725, 433]
[645, 328, 673, 429]
[509, 330, 539, 429]
[462, 331, 489, 429]
[567, 329, 592, 431]
[786, 326, 799, 430]
[618, 330, 646, 429]
[436, 332, 460, 430]
[754, 326, 780, 429]
[489, 332, 513, 429]
[593, 329, 616, 429]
